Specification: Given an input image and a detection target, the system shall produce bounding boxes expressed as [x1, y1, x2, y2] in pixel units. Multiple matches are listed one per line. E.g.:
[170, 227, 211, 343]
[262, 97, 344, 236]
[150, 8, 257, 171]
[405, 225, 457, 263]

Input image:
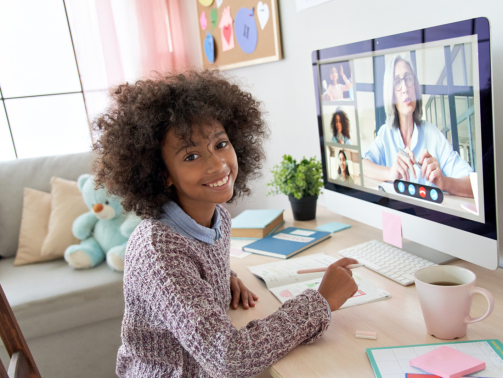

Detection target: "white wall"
[183, 1, 503, 264]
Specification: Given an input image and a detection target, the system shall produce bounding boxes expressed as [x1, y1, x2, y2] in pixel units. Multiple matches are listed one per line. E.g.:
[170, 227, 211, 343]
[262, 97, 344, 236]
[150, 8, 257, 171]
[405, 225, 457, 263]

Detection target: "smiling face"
[335, 114, 342, 134]
[329, 67, 339, 84]
[393, 60, 416, 117]
[162, 122, 238, 213]
[339, 152, 347, 173]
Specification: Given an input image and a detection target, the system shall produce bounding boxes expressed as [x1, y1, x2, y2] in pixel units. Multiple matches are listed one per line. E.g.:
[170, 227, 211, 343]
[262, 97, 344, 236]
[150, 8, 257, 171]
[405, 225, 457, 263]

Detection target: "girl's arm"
[132, 243, 330, 378]
[340, 66, 351, 91]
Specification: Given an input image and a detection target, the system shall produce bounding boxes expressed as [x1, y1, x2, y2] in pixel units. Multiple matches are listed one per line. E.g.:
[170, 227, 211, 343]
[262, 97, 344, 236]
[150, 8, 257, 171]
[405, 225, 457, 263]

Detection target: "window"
[0, 0, 91, 161]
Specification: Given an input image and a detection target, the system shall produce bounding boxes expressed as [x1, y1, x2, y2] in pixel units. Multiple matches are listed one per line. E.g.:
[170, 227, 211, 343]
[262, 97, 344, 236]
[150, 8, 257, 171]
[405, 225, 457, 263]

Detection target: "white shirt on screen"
[363, 121, 473, 186]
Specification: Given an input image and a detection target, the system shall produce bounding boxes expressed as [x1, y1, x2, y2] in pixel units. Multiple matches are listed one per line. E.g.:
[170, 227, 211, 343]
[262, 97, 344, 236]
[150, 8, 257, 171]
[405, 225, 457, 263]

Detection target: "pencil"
[297, 263, 365, 274]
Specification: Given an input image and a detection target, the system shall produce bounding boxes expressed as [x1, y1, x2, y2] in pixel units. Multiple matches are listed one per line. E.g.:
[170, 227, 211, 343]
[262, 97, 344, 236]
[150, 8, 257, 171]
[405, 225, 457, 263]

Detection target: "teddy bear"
[64, 174, 141, 272]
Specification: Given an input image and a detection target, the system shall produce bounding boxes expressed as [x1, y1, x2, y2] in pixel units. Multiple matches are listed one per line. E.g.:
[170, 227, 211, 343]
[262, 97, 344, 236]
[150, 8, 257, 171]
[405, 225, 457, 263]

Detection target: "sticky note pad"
[315, 222, 351, 233]
[382, 212, 402, 248]
[409, 346, 485, 378]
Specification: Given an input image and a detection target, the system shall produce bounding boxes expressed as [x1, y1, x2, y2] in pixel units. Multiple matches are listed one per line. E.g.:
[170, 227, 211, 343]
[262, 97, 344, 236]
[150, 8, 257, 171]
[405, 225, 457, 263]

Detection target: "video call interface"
[318, 35, 485, 222]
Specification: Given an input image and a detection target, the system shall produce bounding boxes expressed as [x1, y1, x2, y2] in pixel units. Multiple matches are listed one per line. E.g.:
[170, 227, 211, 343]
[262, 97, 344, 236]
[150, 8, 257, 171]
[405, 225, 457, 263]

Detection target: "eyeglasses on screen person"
[394, 73, 415, 91]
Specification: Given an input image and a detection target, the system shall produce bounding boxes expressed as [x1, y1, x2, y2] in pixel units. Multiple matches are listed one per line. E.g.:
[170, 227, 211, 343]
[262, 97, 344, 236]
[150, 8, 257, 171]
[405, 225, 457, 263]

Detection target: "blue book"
[231, 209, 284, 239]
[242, 227, 331, 259]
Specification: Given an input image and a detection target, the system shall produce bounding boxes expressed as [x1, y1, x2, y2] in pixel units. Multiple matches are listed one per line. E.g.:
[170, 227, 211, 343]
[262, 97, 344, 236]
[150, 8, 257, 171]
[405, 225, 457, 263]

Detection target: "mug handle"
[464, 287, 495, 324]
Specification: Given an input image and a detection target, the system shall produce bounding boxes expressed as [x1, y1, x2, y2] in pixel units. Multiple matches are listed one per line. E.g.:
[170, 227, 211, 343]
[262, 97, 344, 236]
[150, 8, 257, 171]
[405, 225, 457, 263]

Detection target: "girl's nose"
[207, 153, 226, 173]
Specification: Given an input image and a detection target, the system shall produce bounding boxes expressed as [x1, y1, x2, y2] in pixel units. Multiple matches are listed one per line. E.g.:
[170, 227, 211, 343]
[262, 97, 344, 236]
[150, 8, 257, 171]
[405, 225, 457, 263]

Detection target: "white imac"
[311, 18, 499, 270]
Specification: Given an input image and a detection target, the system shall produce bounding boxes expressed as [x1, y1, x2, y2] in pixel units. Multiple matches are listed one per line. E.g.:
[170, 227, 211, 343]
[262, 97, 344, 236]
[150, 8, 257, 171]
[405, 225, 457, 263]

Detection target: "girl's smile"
[204, 174, 230, 189]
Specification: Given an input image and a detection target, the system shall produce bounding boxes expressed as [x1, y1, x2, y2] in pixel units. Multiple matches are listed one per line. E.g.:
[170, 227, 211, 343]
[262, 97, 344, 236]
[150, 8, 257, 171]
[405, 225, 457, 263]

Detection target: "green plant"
[267, 155, 323, 200]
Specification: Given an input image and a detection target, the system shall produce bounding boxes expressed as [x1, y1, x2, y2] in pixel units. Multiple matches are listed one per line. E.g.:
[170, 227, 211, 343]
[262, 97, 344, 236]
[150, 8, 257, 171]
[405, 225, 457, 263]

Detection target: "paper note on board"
[382, 212, 402, 248]
[257, 1, 269, 30]
[200, 12, 207, 30]
[210, 8, 218, 32]
[219, 6, 235, 52]
[235, 7, 258, 54]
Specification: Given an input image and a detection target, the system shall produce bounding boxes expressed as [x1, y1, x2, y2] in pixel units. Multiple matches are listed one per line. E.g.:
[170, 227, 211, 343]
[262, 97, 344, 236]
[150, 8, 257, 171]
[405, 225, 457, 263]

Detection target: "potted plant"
[267, 155, 323, 221]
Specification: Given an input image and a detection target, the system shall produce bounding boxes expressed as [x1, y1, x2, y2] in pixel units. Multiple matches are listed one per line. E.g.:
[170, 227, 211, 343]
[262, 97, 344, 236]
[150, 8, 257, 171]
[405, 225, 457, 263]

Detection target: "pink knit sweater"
[116, 205, 330, 377]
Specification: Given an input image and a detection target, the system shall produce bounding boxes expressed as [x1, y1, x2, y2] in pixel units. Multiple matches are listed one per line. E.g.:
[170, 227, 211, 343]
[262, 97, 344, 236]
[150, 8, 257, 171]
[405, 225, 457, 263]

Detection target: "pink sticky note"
[382, 212, 402, 248]
[410, 346, 485, 378]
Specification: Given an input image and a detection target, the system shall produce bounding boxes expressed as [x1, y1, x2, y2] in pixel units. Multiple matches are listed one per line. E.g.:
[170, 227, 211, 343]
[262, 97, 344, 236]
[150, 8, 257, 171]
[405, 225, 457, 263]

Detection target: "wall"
[183, 0, 503, 265]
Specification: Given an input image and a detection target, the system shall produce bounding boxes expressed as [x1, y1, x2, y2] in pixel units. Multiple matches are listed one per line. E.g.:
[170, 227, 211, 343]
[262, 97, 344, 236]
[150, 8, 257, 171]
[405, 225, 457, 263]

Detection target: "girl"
[93, 70, 358, 377]
[330, 107, 352, 145]
[337, 150, 354, 184]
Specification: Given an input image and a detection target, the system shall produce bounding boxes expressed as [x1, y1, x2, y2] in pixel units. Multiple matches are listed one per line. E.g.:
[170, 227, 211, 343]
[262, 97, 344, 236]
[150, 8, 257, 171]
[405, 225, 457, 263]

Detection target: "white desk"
[228, 206, 503, 377]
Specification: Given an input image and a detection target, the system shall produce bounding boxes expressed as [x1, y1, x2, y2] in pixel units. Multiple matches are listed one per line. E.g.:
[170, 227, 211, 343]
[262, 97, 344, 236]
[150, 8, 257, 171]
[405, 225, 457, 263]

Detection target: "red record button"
[419, 186, 426, 198]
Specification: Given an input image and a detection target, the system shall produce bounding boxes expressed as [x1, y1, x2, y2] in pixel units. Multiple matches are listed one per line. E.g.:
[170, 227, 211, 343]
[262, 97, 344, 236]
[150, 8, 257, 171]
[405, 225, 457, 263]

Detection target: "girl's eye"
[184, 154, 198, 162]
[216, 141, 228, 149]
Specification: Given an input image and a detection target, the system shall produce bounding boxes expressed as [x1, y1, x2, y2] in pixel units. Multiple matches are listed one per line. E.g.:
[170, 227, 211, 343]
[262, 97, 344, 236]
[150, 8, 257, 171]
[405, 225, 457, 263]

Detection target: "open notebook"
[248, 253, 391, 308]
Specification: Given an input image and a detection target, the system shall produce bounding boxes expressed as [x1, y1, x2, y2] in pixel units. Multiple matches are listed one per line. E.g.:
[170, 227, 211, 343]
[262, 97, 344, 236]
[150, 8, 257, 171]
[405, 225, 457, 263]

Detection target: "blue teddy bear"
[64, 174, 141, 271]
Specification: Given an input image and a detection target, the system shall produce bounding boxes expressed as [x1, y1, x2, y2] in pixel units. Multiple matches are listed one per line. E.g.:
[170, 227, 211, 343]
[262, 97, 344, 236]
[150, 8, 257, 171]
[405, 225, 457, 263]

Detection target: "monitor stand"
[401, 240, 458, 265]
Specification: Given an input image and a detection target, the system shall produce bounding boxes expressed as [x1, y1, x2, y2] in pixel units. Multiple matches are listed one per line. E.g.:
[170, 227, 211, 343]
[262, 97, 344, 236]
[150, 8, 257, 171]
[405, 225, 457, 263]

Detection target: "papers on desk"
[248, 253, 391, 308]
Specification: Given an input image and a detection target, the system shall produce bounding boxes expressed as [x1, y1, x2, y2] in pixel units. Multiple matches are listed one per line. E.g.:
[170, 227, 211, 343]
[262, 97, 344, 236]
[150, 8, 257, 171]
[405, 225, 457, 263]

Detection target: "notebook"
[248, 253, 391, 307]
[366, 339, 503, 378]
[242, 227, 331, 258]
[231, 209, 285, 239]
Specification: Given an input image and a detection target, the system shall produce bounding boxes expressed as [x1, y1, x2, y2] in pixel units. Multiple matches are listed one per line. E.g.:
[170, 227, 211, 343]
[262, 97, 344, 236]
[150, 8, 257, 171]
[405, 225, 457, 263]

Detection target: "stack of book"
[231, 209, 285, 239]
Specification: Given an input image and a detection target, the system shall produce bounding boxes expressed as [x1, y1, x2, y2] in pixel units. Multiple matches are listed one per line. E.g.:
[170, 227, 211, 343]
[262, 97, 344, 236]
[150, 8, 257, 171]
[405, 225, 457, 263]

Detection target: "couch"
[0, 152, 125, 378]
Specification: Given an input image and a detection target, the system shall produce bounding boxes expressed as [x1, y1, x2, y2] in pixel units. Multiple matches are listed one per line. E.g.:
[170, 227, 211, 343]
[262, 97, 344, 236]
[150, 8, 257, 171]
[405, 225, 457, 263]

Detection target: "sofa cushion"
[0, 152, 94, 257]
[14, 188, 56, 266]
[0, 257, 124, 339]
[41, 177, 89, 258]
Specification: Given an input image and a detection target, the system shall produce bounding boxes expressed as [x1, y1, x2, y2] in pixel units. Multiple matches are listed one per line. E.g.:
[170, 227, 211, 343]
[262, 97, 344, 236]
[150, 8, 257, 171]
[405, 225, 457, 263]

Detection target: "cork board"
[196, 0, 282, 70]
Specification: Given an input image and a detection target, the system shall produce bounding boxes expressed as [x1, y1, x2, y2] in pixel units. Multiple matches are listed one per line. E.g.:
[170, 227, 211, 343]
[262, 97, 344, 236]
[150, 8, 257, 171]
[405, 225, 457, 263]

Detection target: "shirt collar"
[394, 122, 419, 151]
[160, 201, 222, 245]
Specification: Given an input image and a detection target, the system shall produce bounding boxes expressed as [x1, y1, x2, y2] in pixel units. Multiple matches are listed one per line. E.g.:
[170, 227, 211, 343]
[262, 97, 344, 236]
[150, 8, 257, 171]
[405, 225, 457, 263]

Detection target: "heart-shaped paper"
[200, 12, 207, 30]
[204, 31, 215, 63]
[257, 1, 269, 30]
[216, 0, 223, 8]
[223, 25, 232, 44]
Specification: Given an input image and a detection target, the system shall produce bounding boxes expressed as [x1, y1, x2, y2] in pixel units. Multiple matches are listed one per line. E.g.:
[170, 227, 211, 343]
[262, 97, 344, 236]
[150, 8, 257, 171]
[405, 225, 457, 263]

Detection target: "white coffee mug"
[414, 265, 494, 340]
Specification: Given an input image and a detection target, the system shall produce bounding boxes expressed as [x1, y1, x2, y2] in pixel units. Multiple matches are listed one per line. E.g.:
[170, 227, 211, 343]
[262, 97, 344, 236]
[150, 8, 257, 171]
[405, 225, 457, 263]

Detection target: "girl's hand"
[318, 258, 359, 312]
[230, 276, 259, 310]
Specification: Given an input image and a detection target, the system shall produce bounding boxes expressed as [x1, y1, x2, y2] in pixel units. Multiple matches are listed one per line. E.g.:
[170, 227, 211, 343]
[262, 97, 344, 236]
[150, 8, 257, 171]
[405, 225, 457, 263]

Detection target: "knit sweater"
[116, 204, 331, 377]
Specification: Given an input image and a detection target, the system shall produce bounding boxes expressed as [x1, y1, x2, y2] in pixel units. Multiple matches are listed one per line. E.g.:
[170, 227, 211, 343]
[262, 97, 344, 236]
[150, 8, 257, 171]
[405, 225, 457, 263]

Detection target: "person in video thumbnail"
[362, 55, 473, 197]
[322, 65, 351, 101]
[330, 108, 352, 145]
[336, 150, 354, 184]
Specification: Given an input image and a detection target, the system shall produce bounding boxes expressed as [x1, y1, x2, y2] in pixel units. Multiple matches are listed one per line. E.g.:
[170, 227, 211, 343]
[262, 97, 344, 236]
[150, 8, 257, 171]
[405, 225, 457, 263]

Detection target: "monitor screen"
[312, 18, 496, 240]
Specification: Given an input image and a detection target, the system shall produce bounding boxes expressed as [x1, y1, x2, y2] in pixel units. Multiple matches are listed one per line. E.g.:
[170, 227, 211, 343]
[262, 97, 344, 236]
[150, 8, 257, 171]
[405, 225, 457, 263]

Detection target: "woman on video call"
[330, 108, 352, 145]
[336, 150, 354, 184]
[362, 55, 474, 197]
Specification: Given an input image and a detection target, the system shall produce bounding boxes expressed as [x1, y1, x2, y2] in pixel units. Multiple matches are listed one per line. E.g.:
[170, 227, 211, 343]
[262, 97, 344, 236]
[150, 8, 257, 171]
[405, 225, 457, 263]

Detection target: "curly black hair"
[92, 70, 268, 219]
[330, 107, 350, 140]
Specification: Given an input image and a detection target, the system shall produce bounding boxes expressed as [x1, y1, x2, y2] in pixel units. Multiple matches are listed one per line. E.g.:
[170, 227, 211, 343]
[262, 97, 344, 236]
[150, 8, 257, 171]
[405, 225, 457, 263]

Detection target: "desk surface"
[227, 206, 503, 378]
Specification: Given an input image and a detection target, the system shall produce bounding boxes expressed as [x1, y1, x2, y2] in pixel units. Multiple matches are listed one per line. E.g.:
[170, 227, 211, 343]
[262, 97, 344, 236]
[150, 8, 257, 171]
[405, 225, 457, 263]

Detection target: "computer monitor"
[311, 18, 498, 270]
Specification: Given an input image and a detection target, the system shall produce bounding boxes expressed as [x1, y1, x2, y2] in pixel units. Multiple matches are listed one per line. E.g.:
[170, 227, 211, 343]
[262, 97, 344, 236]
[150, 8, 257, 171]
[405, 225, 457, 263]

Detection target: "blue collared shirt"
[363, 121, 473, 186]
[159, 201, 222, 244]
